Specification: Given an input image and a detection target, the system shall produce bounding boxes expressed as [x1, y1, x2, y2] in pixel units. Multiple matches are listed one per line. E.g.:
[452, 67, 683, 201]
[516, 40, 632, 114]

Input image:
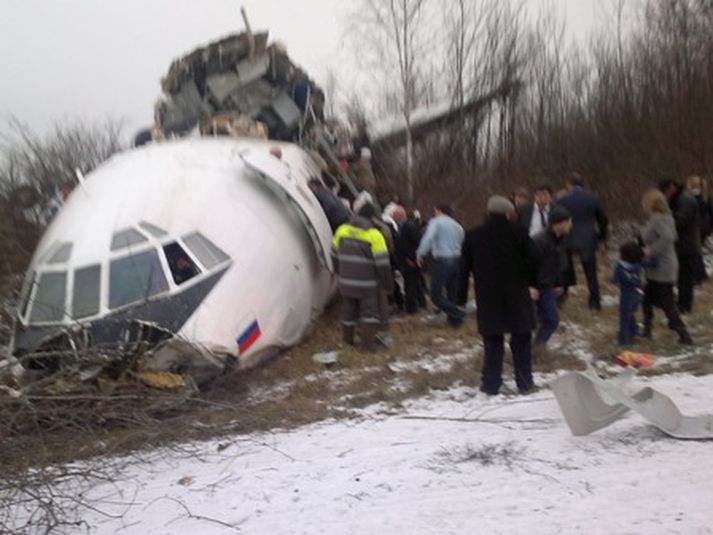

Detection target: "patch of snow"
[600, 294, 619, 307]
[387, 351, 473, 375]
[17, 374, 713, 534]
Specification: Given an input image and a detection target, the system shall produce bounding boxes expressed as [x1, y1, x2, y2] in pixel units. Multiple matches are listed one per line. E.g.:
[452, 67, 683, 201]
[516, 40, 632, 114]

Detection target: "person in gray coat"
[640, 189, 693, 345]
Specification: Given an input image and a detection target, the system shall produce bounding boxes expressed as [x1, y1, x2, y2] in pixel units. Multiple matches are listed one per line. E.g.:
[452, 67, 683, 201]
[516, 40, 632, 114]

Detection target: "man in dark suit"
[459, 195, 539, 395]
[517, 183, 556, 237]
[557, 172, 609, 310]
[393, 206, 426, 313]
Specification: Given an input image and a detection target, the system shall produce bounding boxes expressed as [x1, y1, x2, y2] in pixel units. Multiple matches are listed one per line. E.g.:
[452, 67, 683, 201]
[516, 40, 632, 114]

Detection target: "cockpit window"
[109, 249, 168, 309]
[110, 228, 148, 251]
[138, 221, 168, 238]
[72, 264, 101, 319]
[47, 242, 73, 264]
[29, 271, 67, 323]
[182, 232, 230, 269]
[163, 242, 200, 285]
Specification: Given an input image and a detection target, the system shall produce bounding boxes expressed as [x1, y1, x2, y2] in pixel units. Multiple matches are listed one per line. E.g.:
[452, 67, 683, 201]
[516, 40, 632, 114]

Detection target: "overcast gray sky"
[0, 1, 609, 139]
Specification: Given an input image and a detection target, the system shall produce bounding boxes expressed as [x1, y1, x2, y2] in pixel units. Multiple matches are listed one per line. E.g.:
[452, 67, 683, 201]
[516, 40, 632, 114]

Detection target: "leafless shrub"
[0, 118, 124, 285]
[436, 441, 524, 469]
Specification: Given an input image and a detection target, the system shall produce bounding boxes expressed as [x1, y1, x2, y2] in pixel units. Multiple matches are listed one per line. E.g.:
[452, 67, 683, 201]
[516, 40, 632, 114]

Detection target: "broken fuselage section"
[12, 138, 336, 384]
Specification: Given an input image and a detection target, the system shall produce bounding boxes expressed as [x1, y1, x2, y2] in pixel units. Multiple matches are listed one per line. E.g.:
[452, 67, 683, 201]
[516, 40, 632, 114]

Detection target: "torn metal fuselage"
[12, 139, 336, 386]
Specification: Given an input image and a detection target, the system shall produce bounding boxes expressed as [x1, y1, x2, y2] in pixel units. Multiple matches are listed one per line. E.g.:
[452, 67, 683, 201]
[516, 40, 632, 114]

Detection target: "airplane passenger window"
[29, 271, 67, 323]
[182, 232, 230, 269]
[163, 242, 200, 285]
[47, 242, 73, 264]
[72, 264, 101, 319]
[109, 249, 168, 309]
[110, 228, 148, 251]
[138, 221, 168, 238]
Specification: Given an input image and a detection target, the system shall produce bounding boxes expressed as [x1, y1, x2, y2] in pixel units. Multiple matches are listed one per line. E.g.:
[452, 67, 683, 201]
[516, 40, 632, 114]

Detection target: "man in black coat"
[459, 195, 539, 395]
[557, 172, 609, 310]
[659, 177, 701, 313]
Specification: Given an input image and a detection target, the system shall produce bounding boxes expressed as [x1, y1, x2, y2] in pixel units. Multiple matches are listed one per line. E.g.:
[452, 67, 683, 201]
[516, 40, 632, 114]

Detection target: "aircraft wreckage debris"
[153, 30, 325, 142]
[550, 365, 713, 440]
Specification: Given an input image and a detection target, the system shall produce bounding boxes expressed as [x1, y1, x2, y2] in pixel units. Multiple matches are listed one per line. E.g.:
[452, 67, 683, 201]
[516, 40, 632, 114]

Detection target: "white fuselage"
[14, 138, 336, 369]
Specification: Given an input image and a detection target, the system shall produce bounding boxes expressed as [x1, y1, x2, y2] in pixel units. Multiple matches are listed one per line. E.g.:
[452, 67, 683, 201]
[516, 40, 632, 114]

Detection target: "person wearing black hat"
[531, 205, 572, 361]
[458, 195, 540, 395]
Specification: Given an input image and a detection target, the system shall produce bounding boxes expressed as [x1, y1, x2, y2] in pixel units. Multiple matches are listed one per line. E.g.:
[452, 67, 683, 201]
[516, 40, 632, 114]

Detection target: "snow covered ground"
[49, 372, 713, 534]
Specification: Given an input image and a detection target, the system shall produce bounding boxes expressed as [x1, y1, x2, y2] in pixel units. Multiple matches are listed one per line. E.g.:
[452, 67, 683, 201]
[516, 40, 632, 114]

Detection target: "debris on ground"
[614, 351, 654, 369]
[312, 350, 339, 367]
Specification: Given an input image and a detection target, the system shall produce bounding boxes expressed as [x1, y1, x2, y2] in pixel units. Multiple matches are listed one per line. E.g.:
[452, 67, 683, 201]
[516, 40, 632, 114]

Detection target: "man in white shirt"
[517, 184, 555, 237]
[416, 204, 466, 326]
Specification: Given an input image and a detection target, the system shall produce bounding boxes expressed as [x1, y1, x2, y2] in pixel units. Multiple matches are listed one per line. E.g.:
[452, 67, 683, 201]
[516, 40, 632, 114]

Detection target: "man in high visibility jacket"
[332, 202, 393, 350]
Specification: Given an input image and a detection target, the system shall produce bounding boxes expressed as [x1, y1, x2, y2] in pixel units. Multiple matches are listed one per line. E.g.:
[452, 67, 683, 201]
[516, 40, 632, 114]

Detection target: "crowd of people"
[325, 170, 712, 396]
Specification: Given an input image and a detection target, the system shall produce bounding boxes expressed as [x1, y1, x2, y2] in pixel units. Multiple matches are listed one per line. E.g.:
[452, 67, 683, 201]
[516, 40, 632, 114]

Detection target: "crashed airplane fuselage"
[11, 138, 336, 380]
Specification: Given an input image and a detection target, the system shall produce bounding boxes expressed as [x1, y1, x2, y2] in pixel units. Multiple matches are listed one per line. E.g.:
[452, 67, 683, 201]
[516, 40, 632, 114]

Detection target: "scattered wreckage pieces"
[154, 30, 320, 142]
[137, 370, 187, 390]
[0, 318, 229, 401]
[550, 366, 713, 440]
[199, 112, 268, 138]
[161, 32, 270, 96]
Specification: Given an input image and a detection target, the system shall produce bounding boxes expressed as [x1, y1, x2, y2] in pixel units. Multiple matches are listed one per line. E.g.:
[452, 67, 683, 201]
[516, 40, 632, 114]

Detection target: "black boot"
[360, 323, 379, 352]
[642, 306, 653, 339]
[677, 328, 694, 346]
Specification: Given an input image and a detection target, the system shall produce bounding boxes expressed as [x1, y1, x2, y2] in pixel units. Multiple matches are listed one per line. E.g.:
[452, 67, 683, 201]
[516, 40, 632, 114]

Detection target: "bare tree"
[350, 0, 432, 204]
[0, 119, 125, 282]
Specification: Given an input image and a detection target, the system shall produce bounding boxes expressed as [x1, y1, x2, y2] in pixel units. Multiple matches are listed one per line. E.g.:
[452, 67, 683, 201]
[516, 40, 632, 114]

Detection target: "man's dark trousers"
[677, 252, 696, 313]
[534, 288, 559, 345]
[402, 263, 425, 313]
[571, 248, 600, 308]
[481, 333, 533, 394]
[430, 257, 465, 323]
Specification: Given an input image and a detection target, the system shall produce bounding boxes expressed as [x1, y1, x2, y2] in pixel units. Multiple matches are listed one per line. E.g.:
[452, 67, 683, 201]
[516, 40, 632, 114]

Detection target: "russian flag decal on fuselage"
[237, 319, 261, 354]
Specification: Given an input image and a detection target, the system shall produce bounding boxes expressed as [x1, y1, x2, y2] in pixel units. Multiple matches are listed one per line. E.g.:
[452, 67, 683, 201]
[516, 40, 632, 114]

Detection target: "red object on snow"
[613, 351, 654, 369]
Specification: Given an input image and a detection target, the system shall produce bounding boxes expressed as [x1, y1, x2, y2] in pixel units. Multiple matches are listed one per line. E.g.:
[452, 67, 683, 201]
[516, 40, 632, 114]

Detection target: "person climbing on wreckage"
[307, 176, 350, 232]
[331, 202, 393, 351]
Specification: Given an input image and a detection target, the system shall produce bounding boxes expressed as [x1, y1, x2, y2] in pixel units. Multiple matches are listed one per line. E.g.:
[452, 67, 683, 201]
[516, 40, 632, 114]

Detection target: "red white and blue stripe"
[237, 319, 261, 354]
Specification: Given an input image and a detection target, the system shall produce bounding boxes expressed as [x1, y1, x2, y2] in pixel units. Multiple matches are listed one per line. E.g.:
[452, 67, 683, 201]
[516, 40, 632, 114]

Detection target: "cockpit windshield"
[109, 249, 168, 309]
[29, 271, 67, 323]
[72, 264, 101, 319]
[110, 228, 148, 251]
[182, 232, 230, 269]
[23, 224, 230, 324]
